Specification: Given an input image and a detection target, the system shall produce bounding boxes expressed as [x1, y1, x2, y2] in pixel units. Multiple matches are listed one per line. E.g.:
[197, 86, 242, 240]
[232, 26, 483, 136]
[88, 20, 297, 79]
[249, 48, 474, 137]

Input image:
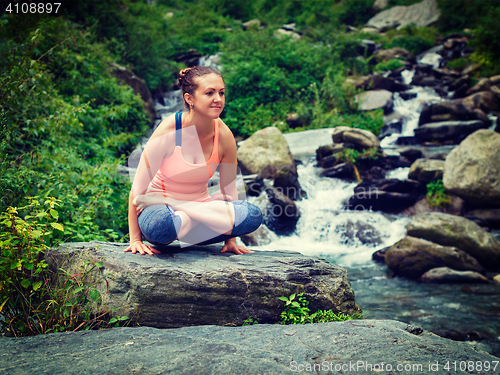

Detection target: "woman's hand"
[221, 239, 254, 255]
[124, 240, 161, 256]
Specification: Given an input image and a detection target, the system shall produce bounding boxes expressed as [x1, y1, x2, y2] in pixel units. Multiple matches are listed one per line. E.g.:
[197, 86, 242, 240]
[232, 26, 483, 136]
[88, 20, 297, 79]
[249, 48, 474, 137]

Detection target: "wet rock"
[345, 179, 425, 213]
[443, 130, 500, 207]
[366, 0, 441, 31]
[356, 39, 378, 57]
[465, 208, 500, 229]
[275, 28, 301, 40]
[414, 120, 488, 144]
[240, 225, 272, 246]
[465, 75, 500, 96]
[373, 0, 389, 12]
[419, 98, 492, 127]
[400, 148, 423, 163]
[263, 186, 300, 236]
[173, 48, 202, 67]
[362, 166, 386, 181]
[320, 162, 353, 179]
[3, 320, 499, 375]
[340, 220, 382, 246]
[316, 143, 346, 163]
[332, 126, 380, 151]
[244, 175, 265, 197]
[420, 267, 488, 283]
[370, 47, 415, 65]
[399, 91, 418, 100]
[406, 212, 500, 270]
[379, 120, 402, 140]
[385, 236, 485, 279]
[355, 74, 410, 92]
[355, 90, 393, 113]
[110, 63, 157, 121]
[372, 247, 388, 263]
[46, 242, 359, 329]
[408, 158, 444, 182]
[273, 165, 306, 201]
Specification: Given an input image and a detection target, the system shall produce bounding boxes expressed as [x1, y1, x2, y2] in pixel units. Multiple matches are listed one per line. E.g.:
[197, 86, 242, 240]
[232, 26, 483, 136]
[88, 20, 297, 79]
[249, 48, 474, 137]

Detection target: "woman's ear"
[184, 93, 192, 108]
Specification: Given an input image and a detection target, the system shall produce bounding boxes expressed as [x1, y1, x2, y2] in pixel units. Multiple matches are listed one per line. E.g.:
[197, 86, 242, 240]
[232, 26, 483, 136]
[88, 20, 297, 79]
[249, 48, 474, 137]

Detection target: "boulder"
[419, 97, 491, 127]
[239, 225, 272, 246]
[242, 19, 261, 30]
[366, 0, 441, 30]
[263, 186, 301, 236]
[3, 320, 499, 375]
[372, 0, 388, 12]
[355, 90, 393, 113]
[406, 212, 500, 270]
[371, 47, 415, 65]
[275, 28, 301, 40]
[385, 236, 485, 279]
[337, 220, 382, 246]
[331, 126, 380, 151]
[237, 127, 296, 179]
[355, 74, 410, 92]
[109, 63, 157, 121]
[320, 162, 354, 179]
[465, 75, 500, 96]
[414, 120, 489, 143]
[273, 165, 306, 201]
[465, 208, 500, 228]
[420, 267, 488, 283]
[408, 158, 444, 182]
[443, 130, 500, 207]
[346, 179, 425, 213]
[46, 242, 358, 328]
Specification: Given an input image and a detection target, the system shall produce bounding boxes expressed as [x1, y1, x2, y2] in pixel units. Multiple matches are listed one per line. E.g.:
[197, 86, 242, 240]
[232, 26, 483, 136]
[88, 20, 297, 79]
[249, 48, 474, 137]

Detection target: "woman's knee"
[232, 201, 263, 234]
[138, 204, 181, 244]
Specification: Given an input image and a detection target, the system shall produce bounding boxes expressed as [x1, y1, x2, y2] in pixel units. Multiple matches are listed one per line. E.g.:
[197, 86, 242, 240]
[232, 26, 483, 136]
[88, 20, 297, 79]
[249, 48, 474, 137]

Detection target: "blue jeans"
[138, 200, 263, 245]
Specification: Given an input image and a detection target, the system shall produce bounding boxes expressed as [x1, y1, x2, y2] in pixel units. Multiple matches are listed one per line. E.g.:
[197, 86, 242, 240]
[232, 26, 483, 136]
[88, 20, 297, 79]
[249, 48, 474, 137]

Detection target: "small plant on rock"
[426, 179, 452, 209]
[278, 293, 361, 325]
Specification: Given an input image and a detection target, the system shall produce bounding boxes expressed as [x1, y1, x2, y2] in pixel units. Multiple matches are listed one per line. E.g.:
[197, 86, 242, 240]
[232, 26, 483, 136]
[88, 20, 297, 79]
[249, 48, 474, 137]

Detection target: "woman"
[125, 66, 262, 256]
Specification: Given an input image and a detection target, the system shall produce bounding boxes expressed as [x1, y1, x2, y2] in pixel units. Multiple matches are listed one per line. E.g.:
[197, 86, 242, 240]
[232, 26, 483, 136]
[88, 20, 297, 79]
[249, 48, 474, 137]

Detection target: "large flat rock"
[45, 242, 359, 328]
[1, 320, 498, 374]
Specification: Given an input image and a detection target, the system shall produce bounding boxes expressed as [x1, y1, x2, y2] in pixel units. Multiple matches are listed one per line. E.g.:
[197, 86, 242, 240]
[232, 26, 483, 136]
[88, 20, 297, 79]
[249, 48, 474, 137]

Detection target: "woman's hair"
[178, 66, 223, 110]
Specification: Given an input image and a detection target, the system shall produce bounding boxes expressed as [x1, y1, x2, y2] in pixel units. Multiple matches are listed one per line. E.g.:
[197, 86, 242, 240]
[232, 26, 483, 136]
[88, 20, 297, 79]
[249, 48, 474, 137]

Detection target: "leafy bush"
[373, 58, 405, 73]
[384, 25, 438, 54]
[0, 198, 125, 337]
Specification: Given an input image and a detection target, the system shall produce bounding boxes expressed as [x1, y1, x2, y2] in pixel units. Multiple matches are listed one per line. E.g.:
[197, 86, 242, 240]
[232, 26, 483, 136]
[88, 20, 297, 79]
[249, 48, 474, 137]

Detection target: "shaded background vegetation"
[1, 0, 500, 244]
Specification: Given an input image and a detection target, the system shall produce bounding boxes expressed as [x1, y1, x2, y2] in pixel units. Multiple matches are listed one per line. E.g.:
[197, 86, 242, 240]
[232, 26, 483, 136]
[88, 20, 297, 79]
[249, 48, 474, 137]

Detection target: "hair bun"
[178, 67, 193, 82]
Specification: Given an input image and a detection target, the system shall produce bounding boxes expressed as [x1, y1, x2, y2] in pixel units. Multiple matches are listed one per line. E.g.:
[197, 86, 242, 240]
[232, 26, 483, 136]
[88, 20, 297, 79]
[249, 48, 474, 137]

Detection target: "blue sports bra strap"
[175, 112, 182, 146]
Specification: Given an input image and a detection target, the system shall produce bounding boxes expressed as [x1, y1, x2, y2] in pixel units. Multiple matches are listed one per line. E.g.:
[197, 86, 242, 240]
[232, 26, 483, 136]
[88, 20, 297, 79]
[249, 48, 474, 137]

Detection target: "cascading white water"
[247, 158, 410, 267]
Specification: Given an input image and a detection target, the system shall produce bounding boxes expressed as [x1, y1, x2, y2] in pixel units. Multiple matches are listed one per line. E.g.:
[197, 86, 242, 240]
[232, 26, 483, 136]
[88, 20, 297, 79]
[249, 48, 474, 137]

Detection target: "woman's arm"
[218, 121, 253, 254]
[124, 117, 176, 255]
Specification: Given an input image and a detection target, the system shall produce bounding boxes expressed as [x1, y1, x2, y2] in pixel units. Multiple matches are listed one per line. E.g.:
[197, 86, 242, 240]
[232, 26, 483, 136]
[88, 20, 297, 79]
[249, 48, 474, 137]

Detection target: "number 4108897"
[5, 3, 61, 14]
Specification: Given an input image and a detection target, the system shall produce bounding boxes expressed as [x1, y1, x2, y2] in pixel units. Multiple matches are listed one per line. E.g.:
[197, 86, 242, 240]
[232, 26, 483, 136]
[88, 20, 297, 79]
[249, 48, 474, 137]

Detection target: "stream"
[150, 50, 500, 357]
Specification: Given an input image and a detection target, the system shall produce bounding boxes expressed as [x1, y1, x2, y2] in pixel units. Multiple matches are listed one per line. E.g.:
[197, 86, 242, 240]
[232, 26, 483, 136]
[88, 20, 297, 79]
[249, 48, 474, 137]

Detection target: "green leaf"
[109, 318, 117, 324]
[50, 222, 64, 232]
[32, 281, 43, 291]
[21, 279, 31, 288]
[31, 230, 42, 238]
[291, 301, 300, 308]
[278, 296, 288, 302]
[24, 263, 35, 270]
[118, 316, 129, 321]
[95, 262, 104, 268]
[89, 289, 101, 302]
[49, 209, 59, 220]
[73, 286, 85, 294]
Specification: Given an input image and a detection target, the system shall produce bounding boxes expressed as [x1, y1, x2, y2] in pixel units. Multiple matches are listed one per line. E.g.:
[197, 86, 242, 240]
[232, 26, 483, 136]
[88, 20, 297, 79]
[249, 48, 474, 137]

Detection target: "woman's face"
[189, 73, 225, 118]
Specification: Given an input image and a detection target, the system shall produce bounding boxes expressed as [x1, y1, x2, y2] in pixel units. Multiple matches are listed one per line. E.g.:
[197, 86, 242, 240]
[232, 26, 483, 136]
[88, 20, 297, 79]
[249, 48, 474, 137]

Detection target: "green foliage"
[383, 25, 438, 54]
[0, 199, 120, 337]
[373, 58, 405, 73]
[436, 0, 499, 33]
[426, 179, 452, 209]
[278, 293, 361, 324]
[0, 16, 145, 241]
[445, 57, 469, 71]
[242, 317, 259, 326]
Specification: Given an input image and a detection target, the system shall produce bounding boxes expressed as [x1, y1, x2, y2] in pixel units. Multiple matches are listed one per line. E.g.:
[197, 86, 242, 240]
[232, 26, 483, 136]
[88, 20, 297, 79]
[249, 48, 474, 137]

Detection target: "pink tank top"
[146, 113, 220, 202]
